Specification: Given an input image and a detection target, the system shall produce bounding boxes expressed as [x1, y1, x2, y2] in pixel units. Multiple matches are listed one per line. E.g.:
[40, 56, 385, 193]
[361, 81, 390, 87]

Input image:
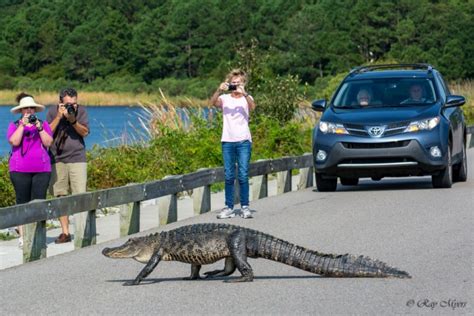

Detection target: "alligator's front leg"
[204, 257, 236, 278]
[182, 264, 202, 280]
[226, 231, 254, 283]
[124, 251, 162, 286]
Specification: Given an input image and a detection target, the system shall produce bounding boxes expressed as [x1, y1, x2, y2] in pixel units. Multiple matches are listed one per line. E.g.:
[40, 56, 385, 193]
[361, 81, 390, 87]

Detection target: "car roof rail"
[350, 63, 434, 75]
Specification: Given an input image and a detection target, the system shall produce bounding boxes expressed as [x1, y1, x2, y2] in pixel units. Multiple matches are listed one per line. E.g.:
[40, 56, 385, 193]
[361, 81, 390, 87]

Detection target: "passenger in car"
[352, 88, 382, 107]
[355, 89, 371, 106]
[401, 84, 427, 104]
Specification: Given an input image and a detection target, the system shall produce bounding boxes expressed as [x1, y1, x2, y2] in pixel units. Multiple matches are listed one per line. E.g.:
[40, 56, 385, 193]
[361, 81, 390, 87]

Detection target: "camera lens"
[28, 114, 38, 124]
[65, 103, 75, 115]
[228, 84, 237, 91]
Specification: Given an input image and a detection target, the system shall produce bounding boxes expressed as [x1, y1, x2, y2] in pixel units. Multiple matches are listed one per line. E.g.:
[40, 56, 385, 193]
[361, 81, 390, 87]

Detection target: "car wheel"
[432, 145, 453, 188]
[340, 177, 359, 186]
[316, 173, 337, 192]
[453, 143, 468, 182]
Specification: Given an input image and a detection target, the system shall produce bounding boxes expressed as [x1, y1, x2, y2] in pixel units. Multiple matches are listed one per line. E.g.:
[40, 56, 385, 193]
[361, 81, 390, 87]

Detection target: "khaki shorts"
[50, 162, 87, 197]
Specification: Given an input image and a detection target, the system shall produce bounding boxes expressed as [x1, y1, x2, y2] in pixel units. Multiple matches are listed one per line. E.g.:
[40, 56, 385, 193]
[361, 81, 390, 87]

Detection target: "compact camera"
[228, 84, 238, 91]
[28, 114, 38, 124]
[65, 103, 76, 115]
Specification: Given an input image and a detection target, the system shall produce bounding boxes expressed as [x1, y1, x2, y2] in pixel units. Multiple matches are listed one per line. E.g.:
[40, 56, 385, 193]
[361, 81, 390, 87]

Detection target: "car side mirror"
[311, 99, 327, 112]
[444, 95, 465, 108]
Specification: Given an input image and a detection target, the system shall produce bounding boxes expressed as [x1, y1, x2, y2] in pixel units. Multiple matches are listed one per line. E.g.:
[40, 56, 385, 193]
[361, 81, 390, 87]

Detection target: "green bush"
[254, 74, 301, 126]
[0, 157, 16, 207]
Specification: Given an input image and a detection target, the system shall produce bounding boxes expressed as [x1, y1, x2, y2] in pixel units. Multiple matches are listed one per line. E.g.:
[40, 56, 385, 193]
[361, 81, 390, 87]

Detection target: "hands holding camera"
[57, 102, 77, 124]
[20, 113, 43, 131]
[218, 82, 247, 96]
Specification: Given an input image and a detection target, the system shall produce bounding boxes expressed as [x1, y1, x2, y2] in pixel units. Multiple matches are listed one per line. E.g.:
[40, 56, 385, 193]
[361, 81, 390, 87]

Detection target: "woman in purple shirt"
[7, 93, 53, 247]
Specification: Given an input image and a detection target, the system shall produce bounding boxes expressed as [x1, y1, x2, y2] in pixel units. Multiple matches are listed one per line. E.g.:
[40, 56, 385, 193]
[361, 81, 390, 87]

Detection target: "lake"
[0, 105, 150, 157]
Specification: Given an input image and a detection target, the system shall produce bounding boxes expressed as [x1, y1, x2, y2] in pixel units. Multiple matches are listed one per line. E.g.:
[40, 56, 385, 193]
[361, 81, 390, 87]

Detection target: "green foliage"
[0, 232, 16, 241]
[0, 0, 472, 91]
[254, 74, 301, 125]
[84, 114, 311, 193]
[0, 157, 16, 208]
[314, 72, 349, 101]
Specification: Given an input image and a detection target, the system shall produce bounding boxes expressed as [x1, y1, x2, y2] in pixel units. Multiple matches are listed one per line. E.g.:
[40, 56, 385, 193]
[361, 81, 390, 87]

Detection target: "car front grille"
[344, 122, 410, 137]
[342, 140, 410, 149]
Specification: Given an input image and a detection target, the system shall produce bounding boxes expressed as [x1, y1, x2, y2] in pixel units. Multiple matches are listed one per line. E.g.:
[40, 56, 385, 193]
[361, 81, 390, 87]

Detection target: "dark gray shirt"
[46, 104, 89, 163]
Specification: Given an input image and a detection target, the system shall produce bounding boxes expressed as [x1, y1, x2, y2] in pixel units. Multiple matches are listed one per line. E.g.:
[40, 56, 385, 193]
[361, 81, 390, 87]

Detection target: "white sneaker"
[240, 206, 253, 219]
[18, 237, 23, 248]
[217, 207, 235, 219]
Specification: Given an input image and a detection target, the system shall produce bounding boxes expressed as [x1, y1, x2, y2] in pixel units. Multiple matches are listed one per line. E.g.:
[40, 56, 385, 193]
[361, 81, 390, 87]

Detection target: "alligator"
[102, 223, 410, 285]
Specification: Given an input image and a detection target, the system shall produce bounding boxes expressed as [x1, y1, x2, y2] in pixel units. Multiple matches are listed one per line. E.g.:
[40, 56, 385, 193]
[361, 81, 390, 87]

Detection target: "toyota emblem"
[367, 126, 385, 137]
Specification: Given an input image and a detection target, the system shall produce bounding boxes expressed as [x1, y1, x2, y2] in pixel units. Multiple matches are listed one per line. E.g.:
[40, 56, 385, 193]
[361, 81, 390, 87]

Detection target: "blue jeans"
[222, 141, 252, 209]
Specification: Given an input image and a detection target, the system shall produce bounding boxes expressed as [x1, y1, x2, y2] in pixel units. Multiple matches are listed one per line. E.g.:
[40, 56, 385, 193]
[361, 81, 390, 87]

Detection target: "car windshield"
[332, 78, 437, 108]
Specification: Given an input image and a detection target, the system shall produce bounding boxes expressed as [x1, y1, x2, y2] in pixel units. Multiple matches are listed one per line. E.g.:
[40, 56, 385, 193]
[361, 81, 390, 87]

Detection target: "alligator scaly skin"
[102, 223, 410, 285]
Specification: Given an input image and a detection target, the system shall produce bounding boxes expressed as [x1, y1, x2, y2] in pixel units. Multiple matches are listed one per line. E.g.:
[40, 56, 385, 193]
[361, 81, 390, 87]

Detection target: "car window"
[332, 78, 437, 108]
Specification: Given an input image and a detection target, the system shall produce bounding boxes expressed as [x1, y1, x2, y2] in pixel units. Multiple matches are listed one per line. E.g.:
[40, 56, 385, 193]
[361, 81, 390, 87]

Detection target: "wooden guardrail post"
[74, 209, 97, 248]
[119, 183, 141, 237]
[120, 201, 141, 237]
[23, 200, 46, 263]
[193, 169, 211, 215]
[277, 169, 292, 194]
[251, 159, 269, 200]
[297, 154, 314, 190]
[159, 175, 178, 225]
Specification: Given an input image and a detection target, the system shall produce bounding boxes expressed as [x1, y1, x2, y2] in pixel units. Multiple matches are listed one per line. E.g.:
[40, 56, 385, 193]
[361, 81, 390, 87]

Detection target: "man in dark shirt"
[47, 88, 89, 244]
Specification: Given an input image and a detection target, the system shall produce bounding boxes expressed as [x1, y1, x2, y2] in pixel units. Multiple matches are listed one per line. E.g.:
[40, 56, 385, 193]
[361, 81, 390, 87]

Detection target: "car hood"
[322, 104, 441, 125]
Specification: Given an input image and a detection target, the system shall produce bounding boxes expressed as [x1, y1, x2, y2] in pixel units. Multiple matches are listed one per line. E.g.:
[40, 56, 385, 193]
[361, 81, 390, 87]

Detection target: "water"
[0, 105, 150, 157]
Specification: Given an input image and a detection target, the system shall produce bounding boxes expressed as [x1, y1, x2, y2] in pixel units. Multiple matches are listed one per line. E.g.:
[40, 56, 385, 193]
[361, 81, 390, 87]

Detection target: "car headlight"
[404, 117, 440, 133]
[319, 121, 349, 134]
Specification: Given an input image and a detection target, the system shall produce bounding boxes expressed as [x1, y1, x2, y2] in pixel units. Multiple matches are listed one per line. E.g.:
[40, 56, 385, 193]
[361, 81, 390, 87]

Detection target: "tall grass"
[451, 80, 474, 123]
[0, 90, 209, 107]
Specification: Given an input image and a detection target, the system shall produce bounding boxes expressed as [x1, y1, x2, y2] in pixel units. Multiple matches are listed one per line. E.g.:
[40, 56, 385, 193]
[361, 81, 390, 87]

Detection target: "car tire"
[316, 173, 337, 192]
[340, 177, 359, 186]
[432, 145, 453, 188]
[453, 143, 468, 182]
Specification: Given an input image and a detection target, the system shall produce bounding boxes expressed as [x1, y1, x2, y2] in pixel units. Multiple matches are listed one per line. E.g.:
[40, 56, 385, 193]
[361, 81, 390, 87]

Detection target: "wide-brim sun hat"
[10, 96, 45, 114]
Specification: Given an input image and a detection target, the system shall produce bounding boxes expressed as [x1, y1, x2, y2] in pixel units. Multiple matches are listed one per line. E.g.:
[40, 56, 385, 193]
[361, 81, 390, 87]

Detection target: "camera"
[28, 114, 38, 124]
[228, 84, 238, 91]
[65, 103, 76, 115]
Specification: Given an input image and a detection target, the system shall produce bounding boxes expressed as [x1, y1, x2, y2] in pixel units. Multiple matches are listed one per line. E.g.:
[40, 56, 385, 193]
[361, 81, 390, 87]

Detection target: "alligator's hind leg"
[124, 251, 161, 286]
[183, 264, 202, 280]
[204, 257, 236, 278]
[225, 231, 254, 283]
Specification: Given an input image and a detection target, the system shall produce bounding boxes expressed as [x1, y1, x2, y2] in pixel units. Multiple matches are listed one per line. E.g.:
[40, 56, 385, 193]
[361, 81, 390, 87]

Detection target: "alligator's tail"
[246, 231, 410, 278]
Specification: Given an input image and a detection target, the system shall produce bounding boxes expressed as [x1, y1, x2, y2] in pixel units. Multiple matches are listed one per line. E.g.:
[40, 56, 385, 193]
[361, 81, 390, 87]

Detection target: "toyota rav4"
[311, 64, 467, 191]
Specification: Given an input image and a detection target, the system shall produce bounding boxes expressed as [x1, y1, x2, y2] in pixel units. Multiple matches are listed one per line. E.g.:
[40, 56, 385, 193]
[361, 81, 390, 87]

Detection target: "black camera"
[228, 84, 238, 91]
[28, 114, 38, 124]
[65, 103, 76, 115]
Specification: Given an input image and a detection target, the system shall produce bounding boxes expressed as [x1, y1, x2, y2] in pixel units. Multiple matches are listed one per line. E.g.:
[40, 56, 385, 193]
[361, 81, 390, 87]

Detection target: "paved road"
[1, 150, 473, 315]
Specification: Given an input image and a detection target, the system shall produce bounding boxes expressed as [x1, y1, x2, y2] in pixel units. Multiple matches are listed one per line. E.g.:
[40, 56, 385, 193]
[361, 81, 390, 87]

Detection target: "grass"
[451, 80, 474, 124]
[0, 89, 210, 107]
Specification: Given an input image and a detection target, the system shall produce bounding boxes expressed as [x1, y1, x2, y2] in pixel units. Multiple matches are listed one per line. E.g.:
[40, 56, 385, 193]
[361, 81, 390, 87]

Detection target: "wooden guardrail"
[0, 153, 314, 262]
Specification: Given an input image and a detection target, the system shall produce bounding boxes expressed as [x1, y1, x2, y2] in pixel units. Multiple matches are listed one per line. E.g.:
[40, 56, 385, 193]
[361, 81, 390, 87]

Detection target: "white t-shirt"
[218, 94, 253, 142]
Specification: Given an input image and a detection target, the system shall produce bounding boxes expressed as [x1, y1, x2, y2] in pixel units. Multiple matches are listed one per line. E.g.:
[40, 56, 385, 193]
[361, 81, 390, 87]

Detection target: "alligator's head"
[102, 237, 155, 263]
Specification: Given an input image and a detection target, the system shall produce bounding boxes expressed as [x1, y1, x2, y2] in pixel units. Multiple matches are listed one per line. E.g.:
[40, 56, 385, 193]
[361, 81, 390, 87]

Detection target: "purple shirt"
[7, 121, 53, 173]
